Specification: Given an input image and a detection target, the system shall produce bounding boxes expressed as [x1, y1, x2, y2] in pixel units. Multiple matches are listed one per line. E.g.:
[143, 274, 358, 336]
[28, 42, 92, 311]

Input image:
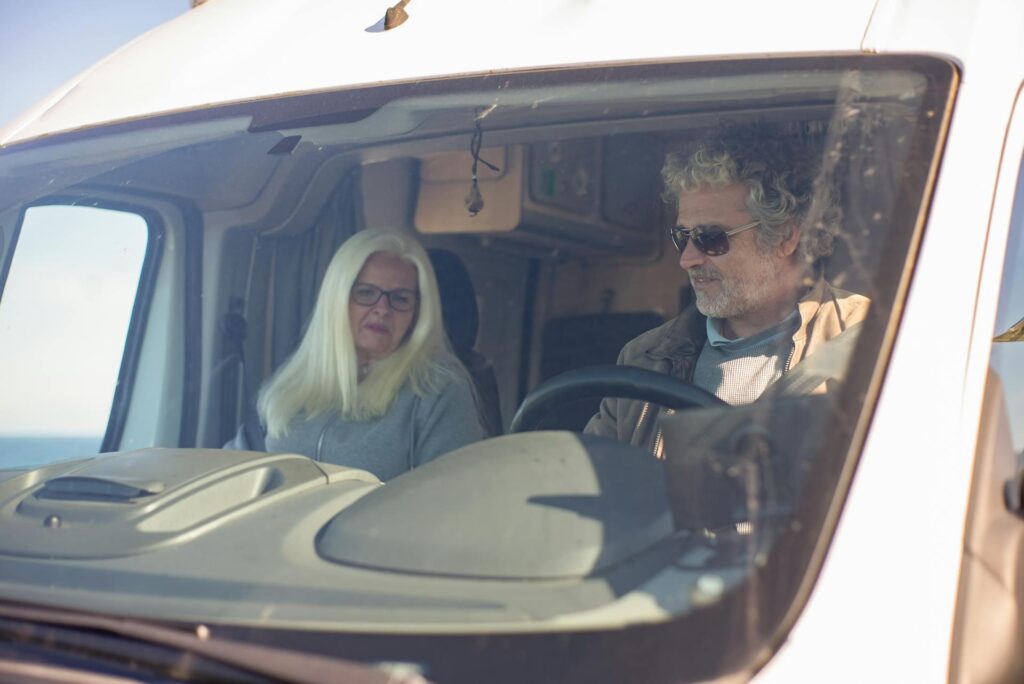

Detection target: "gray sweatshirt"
[225, 372, 484, 481]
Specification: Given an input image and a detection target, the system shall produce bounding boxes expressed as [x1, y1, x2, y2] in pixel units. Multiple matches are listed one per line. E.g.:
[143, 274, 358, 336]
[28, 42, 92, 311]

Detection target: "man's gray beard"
[690, 257, 780, 321]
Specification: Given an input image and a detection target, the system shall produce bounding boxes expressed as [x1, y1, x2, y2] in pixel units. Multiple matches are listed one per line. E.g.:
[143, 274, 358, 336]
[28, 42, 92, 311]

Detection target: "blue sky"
[0, 206, 148, 438]
[0, 1, 190, 128]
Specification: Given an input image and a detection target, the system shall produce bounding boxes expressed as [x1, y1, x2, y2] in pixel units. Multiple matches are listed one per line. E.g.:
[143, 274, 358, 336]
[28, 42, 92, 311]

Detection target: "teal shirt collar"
[705, 309, 800, 351]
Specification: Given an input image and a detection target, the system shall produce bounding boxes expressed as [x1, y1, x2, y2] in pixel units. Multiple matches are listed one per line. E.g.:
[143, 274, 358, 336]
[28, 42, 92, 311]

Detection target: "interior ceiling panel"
[91, 134, 285, 211]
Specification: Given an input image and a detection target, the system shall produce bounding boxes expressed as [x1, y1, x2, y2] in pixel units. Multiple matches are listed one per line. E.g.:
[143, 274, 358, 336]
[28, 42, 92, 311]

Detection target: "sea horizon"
[0, 435, 102, 469]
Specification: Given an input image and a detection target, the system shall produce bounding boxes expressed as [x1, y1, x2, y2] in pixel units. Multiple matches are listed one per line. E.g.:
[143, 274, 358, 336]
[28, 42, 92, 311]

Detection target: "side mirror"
[994, 315, 1024, 342]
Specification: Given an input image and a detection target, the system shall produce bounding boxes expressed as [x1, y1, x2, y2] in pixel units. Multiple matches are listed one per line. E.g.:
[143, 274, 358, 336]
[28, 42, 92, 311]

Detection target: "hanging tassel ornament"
[465, 179, 484, 217]
[465, 120, 500, 217]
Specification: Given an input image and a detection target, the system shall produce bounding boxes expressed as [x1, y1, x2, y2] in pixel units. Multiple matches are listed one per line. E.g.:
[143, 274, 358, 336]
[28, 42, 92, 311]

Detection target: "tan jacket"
[583, 279, 870, 452]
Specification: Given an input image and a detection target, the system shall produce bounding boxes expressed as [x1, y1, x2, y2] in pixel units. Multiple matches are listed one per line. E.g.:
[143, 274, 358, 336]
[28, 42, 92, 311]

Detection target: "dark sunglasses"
[669, 220, 760, 256]
[350, 283, 419, 312]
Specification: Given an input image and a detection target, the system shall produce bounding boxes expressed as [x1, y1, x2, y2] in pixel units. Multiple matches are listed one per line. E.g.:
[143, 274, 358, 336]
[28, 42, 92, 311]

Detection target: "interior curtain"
[224, 168, 363, 441]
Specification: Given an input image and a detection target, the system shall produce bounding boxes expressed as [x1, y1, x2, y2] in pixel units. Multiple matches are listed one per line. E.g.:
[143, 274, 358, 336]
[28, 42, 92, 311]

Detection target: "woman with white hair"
[226, 228, 484, 480]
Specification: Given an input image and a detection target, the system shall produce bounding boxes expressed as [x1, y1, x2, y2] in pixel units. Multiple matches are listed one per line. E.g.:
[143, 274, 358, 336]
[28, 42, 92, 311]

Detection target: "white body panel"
[0, 0, 877, 146]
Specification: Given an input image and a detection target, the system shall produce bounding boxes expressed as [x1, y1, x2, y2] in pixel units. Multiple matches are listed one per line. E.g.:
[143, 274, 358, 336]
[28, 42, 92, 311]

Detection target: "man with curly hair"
[585, 122, 869, 455]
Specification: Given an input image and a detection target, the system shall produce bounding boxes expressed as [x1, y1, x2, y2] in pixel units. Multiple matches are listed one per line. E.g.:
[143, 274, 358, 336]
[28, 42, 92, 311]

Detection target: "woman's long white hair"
[259, 228, 452, 436]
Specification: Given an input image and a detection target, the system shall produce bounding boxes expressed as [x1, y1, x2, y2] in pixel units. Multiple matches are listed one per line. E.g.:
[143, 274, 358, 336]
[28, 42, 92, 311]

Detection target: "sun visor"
[0, 117, 252, 214]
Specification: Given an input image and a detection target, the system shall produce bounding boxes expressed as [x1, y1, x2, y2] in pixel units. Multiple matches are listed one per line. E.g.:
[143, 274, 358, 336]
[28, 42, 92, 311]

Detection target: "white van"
[0, 1, 1022, 682]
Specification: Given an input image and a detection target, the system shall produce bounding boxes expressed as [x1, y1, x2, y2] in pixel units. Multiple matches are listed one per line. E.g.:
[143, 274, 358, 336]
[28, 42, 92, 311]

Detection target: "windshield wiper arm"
[0, 601, 426, 684]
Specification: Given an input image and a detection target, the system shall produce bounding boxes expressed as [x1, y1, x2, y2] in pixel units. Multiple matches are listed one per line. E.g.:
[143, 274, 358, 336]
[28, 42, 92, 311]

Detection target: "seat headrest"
[428, 248, 479, 354]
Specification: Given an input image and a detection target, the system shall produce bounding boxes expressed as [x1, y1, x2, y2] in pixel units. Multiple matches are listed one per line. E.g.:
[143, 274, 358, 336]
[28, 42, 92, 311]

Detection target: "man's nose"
[678, 238, 707, 270]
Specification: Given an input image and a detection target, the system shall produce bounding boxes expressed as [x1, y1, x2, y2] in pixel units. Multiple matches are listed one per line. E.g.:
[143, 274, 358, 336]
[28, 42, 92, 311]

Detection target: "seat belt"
[242, 398, 267, 451]
[220, 296, 267, 449]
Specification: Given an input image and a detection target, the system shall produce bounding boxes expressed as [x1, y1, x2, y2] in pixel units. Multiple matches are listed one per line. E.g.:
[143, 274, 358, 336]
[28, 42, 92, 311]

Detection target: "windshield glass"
[0, 56, 953, 682]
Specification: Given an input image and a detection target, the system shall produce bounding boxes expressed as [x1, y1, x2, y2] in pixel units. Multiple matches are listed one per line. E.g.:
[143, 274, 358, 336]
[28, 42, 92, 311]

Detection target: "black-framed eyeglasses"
[669, 220, 761, 257]
[350, 283, 419, 312]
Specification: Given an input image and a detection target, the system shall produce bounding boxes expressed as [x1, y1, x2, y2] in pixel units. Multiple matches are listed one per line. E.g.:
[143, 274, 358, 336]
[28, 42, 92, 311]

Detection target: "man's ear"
[776, 223, 801, 258]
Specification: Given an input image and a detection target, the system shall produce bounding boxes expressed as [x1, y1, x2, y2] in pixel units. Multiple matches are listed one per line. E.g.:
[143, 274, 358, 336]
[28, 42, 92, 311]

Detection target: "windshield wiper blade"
[0, 601, 426, 684]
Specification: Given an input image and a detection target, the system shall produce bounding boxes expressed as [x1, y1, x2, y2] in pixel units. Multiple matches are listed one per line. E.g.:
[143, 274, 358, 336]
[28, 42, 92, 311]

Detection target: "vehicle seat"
[537, 312, 665, 431]
[427, 249, 503, 436]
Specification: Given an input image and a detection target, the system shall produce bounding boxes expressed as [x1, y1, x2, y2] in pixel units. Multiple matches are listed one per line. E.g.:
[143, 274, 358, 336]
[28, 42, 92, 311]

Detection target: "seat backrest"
[428, 248, 503, 436]
[537, 312, 665, 431]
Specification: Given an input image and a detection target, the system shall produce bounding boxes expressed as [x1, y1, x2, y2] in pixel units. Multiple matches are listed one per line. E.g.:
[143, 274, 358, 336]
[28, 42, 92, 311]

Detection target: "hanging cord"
[465, 120, 501, 216]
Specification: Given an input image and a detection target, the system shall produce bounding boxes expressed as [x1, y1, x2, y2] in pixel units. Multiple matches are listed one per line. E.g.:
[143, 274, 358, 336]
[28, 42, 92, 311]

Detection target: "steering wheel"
[509, 365, 727, 433]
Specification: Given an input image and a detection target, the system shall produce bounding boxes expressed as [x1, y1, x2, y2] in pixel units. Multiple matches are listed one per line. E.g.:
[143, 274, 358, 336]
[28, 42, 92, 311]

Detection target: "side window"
[990, 161, 1024, 461]
[0, 204, 151, 467]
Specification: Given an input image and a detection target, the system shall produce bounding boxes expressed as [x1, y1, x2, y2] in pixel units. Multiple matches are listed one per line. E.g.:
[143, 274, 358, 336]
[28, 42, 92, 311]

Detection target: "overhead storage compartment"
[413, 134, 665, 257]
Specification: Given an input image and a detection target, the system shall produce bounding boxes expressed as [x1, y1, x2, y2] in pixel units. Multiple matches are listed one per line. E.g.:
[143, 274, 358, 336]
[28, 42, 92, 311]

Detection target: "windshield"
[0, 56, 953, 682]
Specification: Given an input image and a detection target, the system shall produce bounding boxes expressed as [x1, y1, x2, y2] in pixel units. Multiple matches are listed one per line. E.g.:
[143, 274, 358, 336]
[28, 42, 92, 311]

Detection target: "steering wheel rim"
[509, 365, 727, 433]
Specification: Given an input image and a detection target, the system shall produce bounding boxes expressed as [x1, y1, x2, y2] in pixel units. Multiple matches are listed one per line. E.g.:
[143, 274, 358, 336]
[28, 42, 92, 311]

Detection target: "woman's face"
[348, 251, 419, 363]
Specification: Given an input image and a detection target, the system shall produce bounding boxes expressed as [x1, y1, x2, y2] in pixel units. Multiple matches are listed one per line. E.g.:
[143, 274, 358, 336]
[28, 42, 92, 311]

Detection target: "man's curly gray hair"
[661, 121, 838, 267]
